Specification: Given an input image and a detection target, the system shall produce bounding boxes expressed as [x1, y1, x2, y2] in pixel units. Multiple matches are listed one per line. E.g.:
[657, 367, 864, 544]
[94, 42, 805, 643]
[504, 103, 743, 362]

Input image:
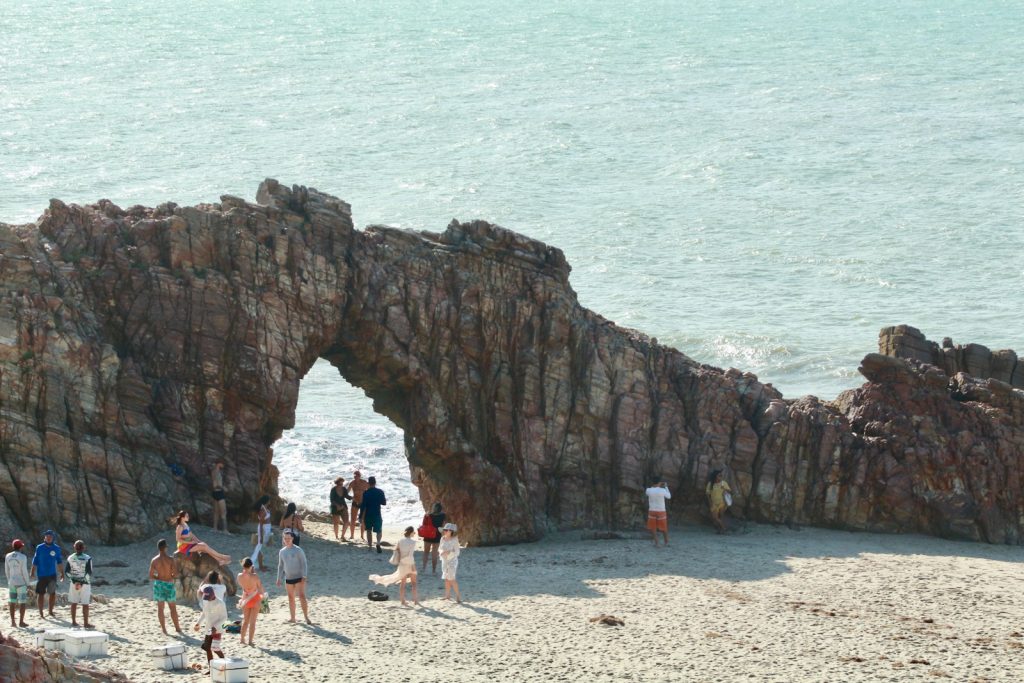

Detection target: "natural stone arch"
[0, 180, 1022, 547]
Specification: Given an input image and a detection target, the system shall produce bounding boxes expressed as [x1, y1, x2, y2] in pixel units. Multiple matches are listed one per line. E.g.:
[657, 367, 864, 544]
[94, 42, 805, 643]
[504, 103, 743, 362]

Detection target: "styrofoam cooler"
[63, 630, 109, 657]
[40, 628, 75, 651]
[151, 642, 188, 670]
[210, 657, 249, 683]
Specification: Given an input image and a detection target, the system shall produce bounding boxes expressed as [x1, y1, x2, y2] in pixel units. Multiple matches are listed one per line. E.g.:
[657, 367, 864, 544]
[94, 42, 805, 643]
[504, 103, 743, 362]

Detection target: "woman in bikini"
[236, 558, 264, 646]
[279, 502, 304, 546]
[174, 511, 231, 565]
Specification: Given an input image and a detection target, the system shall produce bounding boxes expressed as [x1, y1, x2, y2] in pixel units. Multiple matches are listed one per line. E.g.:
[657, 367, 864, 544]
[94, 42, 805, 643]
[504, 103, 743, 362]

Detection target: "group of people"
[325, 470, 387, 551]
[2, 531, 96, 640]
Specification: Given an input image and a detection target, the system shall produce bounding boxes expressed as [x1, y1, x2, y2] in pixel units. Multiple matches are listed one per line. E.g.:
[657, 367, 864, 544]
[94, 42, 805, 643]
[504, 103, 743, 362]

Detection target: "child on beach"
[369, 526, 419, 606]
[438, 523, 462, 603]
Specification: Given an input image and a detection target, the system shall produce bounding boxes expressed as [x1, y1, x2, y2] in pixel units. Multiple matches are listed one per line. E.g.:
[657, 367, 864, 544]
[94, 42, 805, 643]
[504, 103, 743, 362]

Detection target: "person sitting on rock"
[705, 470, 732, 534]
[174, 511, 231, 565]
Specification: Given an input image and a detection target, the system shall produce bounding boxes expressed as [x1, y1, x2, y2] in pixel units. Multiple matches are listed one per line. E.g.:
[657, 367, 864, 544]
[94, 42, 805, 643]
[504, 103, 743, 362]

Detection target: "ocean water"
[3, 1, 1022, 522]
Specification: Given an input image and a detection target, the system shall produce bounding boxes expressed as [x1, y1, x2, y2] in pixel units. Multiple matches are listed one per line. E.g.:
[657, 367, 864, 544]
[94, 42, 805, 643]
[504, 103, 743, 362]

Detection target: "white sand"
[12, 521, 1023, 682]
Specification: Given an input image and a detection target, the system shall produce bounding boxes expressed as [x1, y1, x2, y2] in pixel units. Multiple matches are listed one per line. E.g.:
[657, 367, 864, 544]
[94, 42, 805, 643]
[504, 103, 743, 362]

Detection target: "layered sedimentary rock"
[880, 324, 1022, 388]
[0, 181, 1021, 546]
[0, 639, 126, 683]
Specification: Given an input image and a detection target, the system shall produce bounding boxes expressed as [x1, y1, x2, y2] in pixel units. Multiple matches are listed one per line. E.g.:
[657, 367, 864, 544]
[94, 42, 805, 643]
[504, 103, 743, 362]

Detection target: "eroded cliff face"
[1, 181, 1021, 545]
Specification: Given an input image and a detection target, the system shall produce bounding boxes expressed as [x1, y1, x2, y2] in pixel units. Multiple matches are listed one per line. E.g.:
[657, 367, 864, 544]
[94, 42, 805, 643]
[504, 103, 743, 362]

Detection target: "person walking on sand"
[279, 502, 305, 546]
[706, 469, 732, 534]
[369, 527, 420, 606]
[276, 530, 311, 624]
[30, 530, 63, 618]
[330, 477, 351, 541]
[419, 502, 445, 574]
[361, 476, 387, 553]
[251, 495, 273, 570]
[211, 461, 229, 533]
[645, 480, 671, 547]
[175, 511, 231, 565]
[149, 539, 183, 634]
[237, 558, 264, 646]
[5, 539, 31, 628]
[347, 470, 369, 541]
[194, 583, 227, 668]
[438, 523, 463, 603]
[64, 540, 94, 628]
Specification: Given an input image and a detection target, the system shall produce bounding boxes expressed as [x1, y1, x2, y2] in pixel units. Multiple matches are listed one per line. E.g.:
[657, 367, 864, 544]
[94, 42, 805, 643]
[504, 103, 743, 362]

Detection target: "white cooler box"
[39, 628, 75, 652]
[210, 657, 249, 683]
[63, 630, 109, 657]
[151, 642, 188, 670]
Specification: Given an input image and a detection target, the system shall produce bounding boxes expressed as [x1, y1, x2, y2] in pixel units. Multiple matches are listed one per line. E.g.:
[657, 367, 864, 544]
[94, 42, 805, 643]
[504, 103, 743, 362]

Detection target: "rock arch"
[0, 180, 1021, 545]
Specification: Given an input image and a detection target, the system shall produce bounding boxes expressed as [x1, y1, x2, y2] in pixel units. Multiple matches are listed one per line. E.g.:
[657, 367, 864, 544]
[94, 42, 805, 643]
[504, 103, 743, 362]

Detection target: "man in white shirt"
[5, 539, 31, 627]
[645, 480, 672, 547]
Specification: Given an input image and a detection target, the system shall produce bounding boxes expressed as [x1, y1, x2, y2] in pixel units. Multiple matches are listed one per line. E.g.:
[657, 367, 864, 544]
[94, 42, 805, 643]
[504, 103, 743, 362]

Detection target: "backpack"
[417, 513, 437, 539]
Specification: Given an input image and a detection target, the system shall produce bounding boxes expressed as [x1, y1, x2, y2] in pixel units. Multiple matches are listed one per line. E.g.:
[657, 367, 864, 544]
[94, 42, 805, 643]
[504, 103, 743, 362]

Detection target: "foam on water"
[2, 0, 1022, 514]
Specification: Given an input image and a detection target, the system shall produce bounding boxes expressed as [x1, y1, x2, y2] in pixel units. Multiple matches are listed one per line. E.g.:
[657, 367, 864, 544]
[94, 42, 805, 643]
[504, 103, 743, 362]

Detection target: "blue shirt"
[361, 487, 387, 519]
[32, 542, 63, 578]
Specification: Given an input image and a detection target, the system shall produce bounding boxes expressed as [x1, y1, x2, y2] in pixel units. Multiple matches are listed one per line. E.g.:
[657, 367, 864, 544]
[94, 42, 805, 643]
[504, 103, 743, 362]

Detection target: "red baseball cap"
[11, 539, 24, 549]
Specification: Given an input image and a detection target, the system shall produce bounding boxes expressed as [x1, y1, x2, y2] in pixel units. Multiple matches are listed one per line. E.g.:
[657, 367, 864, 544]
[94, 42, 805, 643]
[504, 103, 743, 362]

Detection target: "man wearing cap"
[65, 540, 94, 628]
[347, 471, 369, 542]
[360, 476, 387, 553]
[30, 530, 64, 618]
[5, 539, 31, 627]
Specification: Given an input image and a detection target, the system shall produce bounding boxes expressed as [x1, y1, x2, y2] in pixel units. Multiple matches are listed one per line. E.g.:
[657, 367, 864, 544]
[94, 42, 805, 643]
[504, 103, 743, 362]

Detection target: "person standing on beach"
[439, 523, 462, 603]
[645, 480, 671, 547]
[279, 502, 304, 546]
[211, 461, 229, 533]
[276, 530, 311, 624]
[369, 526, 420, 606]
[236, 558, 264, 646]
[252, 495, 273, 570]
[5, 539, 31, 628]
[420, 502, 445, 574]
[347, 471, 369, 541]
[148, 539, 183, 635]
[705, 470, 732, 534]
[29, 530, 63, 618]
[360, 476, 387, 553]
[64, 540, 94, 628]
[194, 583, 227, 668]
[330, 477, 351, 541]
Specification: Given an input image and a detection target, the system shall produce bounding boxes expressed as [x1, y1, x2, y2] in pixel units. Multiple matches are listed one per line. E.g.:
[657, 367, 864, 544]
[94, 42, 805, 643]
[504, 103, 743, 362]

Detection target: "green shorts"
[8, 585, 28, 604]
[153, 579, 176, 602]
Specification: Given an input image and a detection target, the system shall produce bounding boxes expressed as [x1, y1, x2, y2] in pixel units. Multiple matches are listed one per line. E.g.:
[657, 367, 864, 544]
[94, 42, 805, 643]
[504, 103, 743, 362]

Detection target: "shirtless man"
[211, 461, 229, 533]
[148, 539, 183, 634]
[347, 471, 370, 542]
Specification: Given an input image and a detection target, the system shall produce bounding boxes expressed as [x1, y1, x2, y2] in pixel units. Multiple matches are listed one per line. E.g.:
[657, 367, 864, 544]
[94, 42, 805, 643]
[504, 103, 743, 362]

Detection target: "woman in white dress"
[438, 523, 462, 603]
[369, 526, 420, 606]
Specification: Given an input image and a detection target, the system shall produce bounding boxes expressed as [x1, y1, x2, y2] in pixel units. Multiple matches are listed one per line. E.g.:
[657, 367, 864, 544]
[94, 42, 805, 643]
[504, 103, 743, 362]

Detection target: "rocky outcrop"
[0, 181, 1021, 546]
[174, 552, 238, 606]
[880, 324, 1022, 388]
[0, 639, 126, 682]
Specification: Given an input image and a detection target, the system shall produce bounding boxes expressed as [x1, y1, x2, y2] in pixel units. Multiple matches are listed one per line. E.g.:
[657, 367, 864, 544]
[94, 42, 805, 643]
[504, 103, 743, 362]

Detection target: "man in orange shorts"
[645, 480, 671, 547]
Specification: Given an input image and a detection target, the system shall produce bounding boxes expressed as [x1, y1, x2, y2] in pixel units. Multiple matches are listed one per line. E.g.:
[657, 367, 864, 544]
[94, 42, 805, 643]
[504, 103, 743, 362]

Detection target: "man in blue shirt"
[360, 477, 387, 553]
[30, 530, 64, 618]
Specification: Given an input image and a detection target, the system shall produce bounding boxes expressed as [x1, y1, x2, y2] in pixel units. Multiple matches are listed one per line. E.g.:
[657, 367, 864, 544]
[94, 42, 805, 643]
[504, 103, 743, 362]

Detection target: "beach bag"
[223, 620, 242, 634]
[388, 547, 400, 566]
[724, 491, 733, 507]
[258, 595, 270, 615]
[367, 591, 389, 602]
[417, 514, 437, 540]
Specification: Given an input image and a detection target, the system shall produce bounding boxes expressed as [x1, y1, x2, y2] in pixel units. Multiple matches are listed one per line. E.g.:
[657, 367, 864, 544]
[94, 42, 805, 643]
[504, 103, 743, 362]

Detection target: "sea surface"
[3, 1, 1022, 523]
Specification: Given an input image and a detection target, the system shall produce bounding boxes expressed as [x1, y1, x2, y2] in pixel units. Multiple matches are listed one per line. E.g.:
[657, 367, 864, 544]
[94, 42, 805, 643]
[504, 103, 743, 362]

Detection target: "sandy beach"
[9, 520, 1023, 683]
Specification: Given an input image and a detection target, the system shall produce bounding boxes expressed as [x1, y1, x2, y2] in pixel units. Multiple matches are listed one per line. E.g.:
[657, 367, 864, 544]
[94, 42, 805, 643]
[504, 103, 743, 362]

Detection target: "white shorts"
[68, 582, 92, 605]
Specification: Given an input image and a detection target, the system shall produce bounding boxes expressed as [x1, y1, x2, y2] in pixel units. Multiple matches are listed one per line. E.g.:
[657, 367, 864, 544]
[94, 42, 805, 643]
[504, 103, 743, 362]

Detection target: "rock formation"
[0, 638, 126, 683]
[880, 324, 1022, 388]
[174, 552, 238, 606]
[0, 181, 1021, 546]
